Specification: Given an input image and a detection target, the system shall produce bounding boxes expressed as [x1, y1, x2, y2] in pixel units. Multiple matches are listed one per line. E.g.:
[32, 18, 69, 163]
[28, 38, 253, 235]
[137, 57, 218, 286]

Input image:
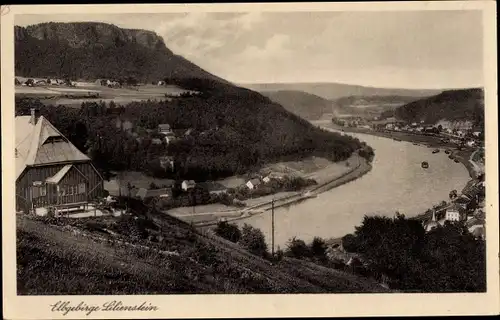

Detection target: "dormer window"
[44, 136, 64, 144]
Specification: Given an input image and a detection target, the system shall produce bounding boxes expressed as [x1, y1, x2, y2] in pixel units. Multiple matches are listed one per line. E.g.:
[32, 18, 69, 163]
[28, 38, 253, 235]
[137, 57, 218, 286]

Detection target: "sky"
[16, 11, 484, 89]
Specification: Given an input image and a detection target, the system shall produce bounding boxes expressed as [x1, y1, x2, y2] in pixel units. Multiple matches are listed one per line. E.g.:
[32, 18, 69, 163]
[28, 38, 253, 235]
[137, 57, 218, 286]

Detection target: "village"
[332, 116, 484, 149]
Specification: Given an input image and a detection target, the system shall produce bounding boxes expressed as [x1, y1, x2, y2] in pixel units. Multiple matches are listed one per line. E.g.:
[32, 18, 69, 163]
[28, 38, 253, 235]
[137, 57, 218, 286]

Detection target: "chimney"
[29, 108, 36, 124]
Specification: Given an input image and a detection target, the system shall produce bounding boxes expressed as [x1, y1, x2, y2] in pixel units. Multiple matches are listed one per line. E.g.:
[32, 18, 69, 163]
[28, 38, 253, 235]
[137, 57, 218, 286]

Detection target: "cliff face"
[14, 22, 224, 83]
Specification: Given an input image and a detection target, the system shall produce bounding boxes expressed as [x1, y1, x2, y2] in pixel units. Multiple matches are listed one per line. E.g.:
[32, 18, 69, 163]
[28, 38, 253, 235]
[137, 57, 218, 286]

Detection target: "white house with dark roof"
[15, 109, 104, 215]
[246, 178, 261, 190]
[158, 124, 172, 135]
[181, 180, 196, 191]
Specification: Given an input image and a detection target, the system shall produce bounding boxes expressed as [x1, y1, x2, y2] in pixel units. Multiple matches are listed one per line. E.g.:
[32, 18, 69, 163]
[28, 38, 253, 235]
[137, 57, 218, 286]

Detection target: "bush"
[309, 237, 327, 258]
[285, 237, 312, 259]
[239, 224, 268, 258]
[214, 221, 241, 243]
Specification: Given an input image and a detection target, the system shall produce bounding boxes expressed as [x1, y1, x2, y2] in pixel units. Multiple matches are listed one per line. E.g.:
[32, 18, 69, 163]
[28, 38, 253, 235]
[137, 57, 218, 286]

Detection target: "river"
[236, 127, 470, 251]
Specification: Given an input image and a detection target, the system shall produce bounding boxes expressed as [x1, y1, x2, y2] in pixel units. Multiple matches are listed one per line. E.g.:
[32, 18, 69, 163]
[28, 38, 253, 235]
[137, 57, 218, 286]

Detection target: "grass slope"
[17, 213, 389, 295]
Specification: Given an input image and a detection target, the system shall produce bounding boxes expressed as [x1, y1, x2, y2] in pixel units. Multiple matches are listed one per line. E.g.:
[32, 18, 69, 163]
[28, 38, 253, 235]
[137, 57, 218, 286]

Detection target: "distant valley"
[241, 82, 441, 101]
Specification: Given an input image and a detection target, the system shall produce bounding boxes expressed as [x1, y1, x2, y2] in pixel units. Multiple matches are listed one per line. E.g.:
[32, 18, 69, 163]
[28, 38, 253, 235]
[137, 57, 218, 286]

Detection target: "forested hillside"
[385, 88, 484, 125]
[258, 90, 333, 120]
[16, 80, 372, 181]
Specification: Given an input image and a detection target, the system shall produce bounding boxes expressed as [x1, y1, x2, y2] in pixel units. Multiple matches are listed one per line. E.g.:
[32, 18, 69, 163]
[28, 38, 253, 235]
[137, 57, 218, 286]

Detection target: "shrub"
[310, 236, 327, 258]
[239, 224, 269, 258]
[285, 237, 312, 259]
[214, 221, 241, 243]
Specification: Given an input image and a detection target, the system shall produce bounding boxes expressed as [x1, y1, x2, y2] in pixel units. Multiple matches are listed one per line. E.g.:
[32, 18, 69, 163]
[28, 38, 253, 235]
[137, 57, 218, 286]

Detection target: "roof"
[447, 203, 467, 214]
[182, 180, 196, 185]
[46, 165, 73, 184]
[158, 124, 171, 130]
[136, 188, 171, 200]
[198, 181, 227, 191]
[16, 115, 90, 180]
[248, 178, 261, 185]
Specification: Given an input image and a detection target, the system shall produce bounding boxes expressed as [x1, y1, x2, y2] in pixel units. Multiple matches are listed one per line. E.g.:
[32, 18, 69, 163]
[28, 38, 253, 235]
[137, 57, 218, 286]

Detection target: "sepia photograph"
[2, 2, 498, 319]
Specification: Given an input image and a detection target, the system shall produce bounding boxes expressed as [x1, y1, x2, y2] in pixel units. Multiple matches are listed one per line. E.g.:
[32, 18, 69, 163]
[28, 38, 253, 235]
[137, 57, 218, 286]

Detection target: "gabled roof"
[16, 115, 90, 180]
[46, 164, 73, 184]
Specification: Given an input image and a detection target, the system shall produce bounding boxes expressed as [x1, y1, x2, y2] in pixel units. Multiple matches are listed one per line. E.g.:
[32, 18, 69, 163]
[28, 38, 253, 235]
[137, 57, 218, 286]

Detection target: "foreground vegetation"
[17, 199, 388, 294]
[215, 213, 486, 293]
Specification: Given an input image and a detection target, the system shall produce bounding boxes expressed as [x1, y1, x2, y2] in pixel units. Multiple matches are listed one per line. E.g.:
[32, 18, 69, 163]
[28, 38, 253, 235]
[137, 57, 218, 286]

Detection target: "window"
[78, 183, 86, 194]
[32, 184, 47, 198]
[40, 185, 47, 197]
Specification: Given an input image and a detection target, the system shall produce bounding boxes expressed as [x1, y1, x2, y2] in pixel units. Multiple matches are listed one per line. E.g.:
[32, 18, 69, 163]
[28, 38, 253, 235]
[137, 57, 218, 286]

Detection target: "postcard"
[1, 2, 498, 319]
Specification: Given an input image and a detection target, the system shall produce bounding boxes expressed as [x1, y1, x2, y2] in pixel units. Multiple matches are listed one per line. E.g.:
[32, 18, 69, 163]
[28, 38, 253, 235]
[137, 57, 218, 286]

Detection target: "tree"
[309, 236, 327, 258]
[239, 224, 268, 258]
[214, 221, 241, 243]
[285, 237, 311, 259]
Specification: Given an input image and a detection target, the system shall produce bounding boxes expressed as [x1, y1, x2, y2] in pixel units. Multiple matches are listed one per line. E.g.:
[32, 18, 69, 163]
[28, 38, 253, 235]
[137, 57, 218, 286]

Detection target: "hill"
[17, 203, 390, 294]
[332, 95, 422, 118]
[259, 90, 334, 120]
[242, 82, 441, 101]
[15, 22, 228, 83]
[388, 88, 484, 125]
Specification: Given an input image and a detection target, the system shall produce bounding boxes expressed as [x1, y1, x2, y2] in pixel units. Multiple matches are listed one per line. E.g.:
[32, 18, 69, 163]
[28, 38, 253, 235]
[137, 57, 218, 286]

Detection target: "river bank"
[327, 124, 479, 180]
[171, 154, 372, 227]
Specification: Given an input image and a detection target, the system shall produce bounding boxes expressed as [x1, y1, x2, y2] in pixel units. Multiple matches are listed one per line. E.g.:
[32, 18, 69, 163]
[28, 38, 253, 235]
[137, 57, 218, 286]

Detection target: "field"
[15, 83, 192, 107]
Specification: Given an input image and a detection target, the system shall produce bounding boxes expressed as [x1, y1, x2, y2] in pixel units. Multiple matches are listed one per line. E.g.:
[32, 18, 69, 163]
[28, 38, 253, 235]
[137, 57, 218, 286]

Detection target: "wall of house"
[16, 161, 104, 213]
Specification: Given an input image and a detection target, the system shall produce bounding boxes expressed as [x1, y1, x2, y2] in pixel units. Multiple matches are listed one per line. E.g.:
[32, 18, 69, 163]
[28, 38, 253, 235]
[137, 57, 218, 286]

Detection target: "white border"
[2, 2, 498, 319]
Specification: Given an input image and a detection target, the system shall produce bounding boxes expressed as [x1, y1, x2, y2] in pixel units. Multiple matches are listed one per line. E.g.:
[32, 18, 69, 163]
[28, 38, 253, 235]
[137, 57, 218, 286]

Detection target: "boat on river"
[421, 161, 429, 168]
[432, 149, 440, 154]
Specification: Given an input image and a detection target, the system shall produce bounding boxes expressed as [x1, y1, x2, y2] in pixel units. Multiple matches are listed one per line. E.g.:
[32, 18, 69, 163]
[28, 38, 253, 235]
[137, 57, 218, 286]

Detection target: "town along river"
[236, 128, 470, 251]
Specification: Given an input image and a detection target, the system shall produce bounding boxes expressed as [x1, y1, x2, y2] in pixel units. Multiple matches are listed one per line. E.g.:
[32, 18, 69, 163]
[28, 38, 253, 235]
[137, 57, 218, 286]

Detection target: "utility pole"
[271, 198, 275, 257]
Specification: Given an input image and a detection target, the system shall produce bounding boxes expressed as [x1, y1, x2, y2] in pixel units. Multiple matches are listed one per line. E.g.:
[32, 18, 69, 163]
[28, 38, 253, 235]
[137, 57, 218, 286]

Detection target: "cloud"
[239, 34, 291, 60]
[155, 12, 266, 59]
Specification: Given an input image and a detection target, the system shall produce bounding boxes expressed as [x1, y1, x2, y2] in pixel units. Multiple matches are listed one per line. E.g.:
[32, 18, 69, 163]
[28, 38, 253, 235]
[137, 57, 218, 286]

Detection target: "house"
[95, 79, 108, 86]
[198, 181, 228, 195]
[454, 196, 471, 210]
[135, 188, 172, 201]
[158, 80, 165, 86]
[15, 109, 104, 215]
[35, 80, 47, 86]
[445, 204, 463, 222]
[466, 140, 476, 147]
[182, 180, 196, 191]
[151, 138, 163, 145]
[163, 132, 177, 145]
[159, 156, 175, 171]
[115, 118, 134, 132]
[262, 176, 271, 184]
[246, 178, 261, 190]
[158, 124, 172, 135]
